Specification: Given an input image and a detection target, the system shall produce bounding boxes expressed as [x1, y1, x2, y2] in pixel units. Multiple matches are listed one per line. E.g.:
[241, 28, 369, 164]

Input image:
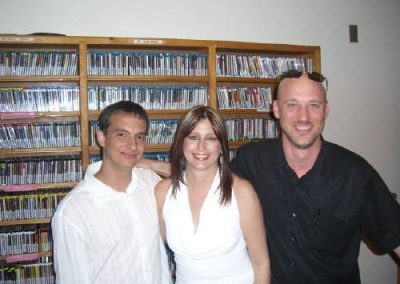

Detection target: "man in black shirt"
[231, 70, 400, 284]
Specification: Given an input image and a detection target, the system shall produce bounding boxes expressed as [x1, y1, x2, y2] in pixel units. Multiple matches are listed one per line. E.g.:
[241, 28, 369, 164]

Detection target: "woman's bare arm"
[155, 178, 172, 243]
[138, 158, 171, 178]
[233, 175, 271, 284]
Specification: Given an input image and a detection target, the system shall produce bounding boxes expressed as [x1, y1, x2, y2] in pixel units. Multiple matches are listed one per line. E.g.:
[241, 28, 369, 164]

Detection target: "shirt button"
[289, 260, 295, 267]
[291, 212, 296, 218]
[290, 236, 295, 242]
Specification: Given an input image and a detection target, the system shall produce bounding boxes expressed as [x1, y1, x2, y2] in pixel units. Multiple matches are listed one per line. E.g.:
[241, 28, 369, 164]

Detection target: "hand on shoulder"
[137, 158, 171, 177]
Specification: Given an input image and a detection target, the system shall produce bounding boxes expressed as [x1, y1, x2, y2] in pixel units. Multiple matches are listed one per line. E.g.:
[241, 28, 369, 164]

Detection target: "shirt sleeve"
[231, 145, 252, 179]
[51, 214, 91, 284]
[360, 166, 400, 253]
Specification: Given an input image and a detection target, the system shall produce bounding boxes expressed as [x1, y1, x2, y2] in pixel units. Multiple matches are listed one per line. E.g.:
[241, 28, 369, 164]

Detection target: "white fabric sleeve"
[51, 215, 91, 284]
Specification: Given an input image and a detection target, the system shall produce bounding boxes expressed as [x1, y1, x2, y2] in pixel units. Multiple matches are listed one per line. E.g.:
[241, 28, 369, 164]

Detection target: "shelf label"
[5, 252, 41, 264]
[2, 184, 39, 192]
[132, 39, 164, 45]
[0, 112, 35, 120]
[0, 37, 34, 42]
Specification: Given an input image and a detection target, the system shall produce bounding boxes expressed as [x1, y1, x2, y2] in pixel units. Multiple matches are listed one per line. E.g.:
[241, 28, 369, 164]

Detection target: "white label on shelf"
[6, 252, 41, 264]
[1, 112, 35, 120]
[3, 184, 39, 192]
[0, 37, 34, 42]
[132, 39, 164, 45]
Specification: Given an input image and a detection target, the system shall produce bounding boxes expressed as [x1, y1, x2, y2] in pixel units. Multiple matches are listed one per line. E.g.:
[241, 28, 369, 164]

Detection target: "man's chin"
[120, 159, 140, 169]
[288, 137, 318, 150]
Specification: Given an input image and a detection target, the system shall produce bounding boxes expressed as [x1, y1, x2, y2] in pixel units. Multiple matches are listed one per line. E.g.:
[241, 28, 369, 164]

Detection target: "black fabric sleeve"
[360, 166, 400, 253]
[230, 145, 252, 179]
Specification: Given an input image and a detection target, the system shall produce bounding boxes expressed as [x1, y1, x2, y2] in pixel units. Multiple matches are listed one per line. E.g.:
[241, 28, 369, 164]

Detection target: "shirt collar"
[278, 136, 327, 180]
[83, 161, 138, 206]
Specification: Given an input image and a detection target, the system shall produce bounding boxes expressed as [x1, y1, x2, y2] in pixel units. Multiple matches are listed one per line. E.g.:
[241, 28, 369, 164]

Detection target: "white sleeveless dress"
[163, 172, 254, 284]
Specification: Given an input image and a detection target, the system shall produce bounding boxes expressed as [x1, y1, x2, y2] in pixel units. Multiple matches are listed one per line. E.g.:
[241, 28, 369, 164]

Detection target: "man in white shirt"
[51, 101, 172, 284]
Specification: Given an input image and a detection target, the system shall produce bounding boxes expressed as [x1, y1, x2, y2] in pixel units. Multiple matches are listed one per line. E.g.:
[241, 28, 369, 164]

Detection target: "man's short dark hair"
[98, 101, 149, 134]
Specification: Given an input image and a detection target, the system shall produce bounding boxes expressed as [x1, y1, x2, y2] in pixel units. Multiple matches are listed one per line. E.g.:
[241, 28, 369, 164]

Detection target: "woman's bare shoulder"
[232, 174, 257, 201]
[155, 178, 172, 198]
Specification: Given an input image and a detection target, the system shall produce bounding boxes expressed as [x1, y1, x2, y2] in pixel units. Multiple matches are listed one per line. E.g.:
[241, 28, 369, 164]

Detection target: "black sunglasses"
[278, 69, 328, 93]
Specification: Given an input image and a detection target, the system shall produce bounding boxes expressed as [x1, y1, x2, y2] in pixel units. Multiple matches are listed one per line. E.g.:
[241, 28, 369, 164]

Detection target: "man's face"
[96, 112, 147, 173]
[273, 74, 329, 150]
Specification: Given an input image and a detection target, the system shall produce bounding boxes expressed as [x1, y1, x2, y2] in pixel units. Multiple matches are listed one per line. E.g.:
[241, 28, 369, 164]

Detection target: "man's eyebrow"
[113, 128, 129, 132]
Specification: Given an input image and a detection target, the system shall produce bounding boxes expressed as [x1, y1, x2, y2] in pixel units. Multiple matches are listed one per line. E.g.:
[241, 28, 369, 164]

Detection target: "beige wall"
[1, 0, 399, 282]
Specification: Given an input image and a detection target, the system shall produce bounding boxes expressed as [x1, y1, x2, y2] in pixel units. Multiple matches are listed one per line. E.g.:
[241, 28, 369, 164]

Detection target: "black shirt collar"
[279, 136, 327, 182]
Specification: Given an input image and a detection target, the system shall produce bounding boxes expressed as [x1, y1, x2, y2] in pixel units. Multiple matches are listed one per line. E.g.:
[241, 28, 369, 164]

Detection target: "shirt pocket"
[305, 215, 356, 258]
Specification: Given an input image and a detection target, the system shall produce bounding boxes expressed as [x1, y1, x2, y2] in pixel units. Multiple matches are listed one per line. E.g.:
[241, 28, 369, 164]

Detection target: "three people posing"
[52, 69, 400, 284]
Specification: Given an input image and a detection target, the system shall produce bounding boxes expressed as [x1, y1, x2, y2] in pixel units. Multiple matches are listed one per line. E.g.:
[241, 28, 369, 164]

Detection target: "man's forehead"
[278, 76, 326, 98]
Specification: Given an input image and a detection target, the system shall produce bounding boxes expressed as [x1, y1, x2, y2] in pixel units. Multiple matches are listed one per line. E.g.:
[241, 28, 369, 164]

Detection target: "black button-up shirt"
[231, 138, 400, 284]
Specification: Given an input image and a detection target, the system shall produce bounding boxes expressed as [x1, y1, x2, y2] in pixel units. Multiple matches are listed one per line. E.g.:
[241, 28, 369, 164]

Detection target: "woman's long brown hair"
[169, 106, 233, 205]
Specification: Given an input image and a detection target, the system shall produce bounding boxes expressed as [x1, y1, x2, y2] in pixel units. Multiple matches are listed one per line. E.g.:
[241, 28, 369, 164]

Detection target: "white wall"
[1, 0, 399, 282]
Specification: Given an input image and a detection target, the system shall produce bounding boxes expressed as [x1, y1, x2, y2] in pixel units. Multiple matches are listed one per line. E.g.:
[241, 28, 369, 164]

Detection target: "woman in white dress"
[155, 106, 271, 284]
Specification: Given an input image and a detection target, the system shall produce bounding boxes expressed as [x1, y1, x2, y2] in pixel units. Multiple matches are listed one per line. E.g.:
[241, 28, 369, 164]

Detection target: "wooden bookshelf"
[0, 34, 320, 282]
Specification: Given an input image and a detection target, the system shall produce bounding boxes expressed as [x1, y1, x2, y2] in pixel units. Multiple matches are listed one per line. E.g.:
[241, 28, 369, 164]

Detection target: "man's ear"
[325, 103, 330, 119]
[272, 100, 280, 119]
[96, 130, 106, 148]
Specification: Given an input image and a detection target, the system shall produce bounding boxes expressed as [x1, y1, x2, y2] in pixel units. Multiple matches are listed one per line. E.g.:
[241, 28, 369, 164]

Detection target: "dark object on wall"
[349, 25, 358, 43]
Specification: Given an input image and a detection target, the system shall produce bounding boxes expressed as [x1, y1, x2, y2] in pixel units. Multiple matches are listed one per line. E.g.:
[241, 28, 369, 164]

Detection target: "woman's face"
[183, 118, 221, 173]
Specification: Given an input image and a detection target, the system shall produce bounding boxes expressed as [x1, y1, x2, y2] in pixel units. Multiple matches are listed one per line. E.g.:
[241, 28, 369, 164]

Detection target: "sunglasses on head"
[278, 69, 328, 93]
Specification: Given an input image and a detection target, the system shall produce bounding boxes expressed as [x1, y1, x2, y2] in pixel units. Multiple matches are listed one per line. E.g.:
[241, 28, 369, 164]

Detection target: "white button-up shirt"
[51, 161, 172, 284]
